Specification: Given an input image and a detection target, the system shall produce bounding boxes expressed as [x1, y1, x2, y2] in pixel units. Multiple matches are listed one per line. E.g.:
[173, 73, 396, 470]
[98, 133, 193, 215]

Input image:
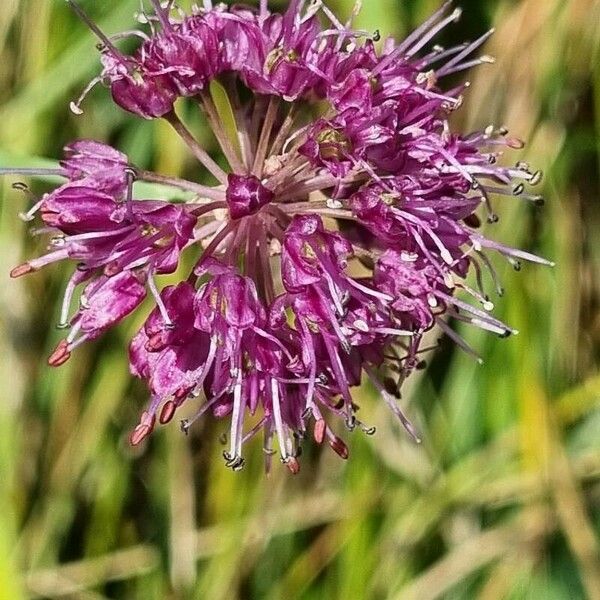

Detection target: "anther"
[529, 170, 543, 185]
[47, 340, 71, 367]
[284, 456, 301, 474]
[159, 400, 176, 424]
[223, 452, 245, 471]
[314, 419, 326, 444]
[512, 183, 525, 196]
[10, 263, 34, 278]
[506, 137, 525, 149]
[463, 213, 481, 228]
[361, 424, 376, 436]
[328, 435, 349, 460]
[129, 425, 152, 446]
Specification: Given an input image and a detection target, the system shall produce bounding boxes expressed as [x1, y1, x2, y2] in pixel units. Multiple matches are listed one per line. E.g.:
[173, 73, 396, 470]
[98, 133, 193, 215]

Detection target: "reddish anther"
[47, 340, 72, 367]
[328, 435, 349, 460]
[285, 457, 301, 474]
[159, 400, 176, 424]
[313, 419, 326, 444]
[10, 263, 34, 278]
[129, 424, 151, 446]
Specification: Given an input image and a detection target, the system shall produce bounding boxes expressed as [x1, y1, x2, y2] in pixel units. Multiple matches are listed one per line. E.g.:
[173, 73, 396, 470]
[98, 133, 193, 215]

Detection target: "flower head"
[6, 0, 552, 473]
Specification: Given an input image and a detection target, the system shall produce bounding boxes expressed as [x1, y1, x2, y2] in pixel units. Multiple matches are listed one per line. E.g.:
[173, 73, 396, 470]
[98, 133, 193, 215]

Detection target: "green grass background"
[0, 0, 599, 598]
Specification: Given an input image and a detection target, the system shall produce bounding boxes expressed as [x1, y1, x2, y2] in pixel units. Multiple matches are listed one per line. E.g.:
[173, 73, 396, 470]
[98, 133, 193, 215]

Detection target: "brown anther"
[328, 435, 349, 460]
[285, 457, 301, 474]
[333, 397, 345, 410]
[129, 424, 151, 446]
[463, 213, 481, 228]
[314, 419, 326, 444]
[174, 387, 189, 401]
[159, 400, 176, 424]
[383, 377, 400, 397]
[47, 340, 71, 367]
[10, 263, 34, 278]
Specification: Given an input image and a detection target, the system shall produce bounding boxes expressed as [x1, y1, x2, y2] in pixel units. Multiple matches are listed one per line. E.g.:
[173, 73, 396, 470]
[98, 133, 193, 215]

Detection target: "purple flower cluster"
[6, 0, 551, 473]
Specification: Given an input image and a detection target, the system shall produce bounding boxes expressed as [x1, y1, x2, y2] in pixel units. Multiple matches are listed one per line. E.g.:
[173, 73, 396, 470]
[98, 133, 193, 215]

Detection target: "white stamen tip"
[441, 249, 454, 264]
[353, 319, 369, 332]
[69, 102, 83, 115]
[18, 212, 35, 222]
[400, 251, 418, 262]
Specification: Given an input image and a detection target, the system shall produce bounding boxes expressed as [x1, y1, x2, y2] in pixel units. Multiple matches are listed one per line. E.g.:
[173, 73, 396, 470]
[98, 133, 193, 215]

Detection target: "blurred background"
[0, 0, 599, 598]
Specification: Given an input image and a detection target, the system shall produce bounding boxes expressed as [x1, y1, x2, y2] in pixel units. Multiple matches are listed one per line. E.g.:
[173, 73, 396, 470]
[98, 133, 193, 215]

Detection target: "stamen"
[148, 0, 173, 32]
[199, 92, 245, 174]
[136, 169, 226, 200]
[164, 112, 228, 184]
[224, 369, 245, 470]
[0, 167, 64, 177]
[109, 30, 150, 42]
[270, 377, 290, 461]
[124, 167, 135, 220]
[241, 416, 268, 445]
[365, 366, 421, 443]
[59, 269, 93, 328]
[66, 1, 131, 71]
[390, 0, 454, 58]
[439, 55, 496, 77]
[437, 28, 496, 76]
[405, 9, 463, 58]
[259, 0, 269, 20]
[436, 318, 484, 364]
[180, 389, 224, 434]
[268, 104, 298, 158]
[476, 250, 504, 296]
[148, 275, 173, 328]
[70, 76, 102, 115]
[253, 97, 280, 176]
